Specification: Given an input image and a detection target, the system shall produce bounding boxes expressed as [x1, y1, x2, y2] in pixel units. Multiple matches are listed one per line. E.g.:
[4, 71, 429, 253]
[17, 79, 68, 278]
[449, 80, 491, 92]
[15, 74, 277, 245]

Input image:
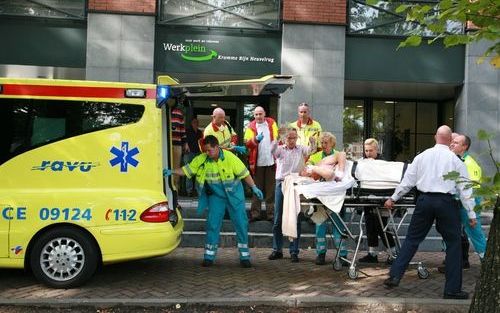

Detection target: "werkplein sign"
[155, 30, 281, 75]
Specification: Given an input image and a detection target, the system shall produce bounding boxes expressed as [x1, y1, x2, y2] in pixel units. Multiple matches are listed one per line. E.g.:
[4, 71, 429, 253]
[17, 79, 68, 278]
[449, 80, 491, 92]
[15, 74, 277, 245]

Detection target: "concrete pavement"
[0, 247, 480, 312]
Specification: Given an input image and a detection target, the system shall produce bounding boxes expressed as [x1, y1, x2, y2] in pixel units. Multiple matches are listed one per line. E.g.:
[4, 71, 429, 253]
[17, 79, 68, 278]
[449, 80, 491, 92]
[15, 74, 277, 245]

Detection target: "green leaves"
[395, 4, 409, 13]
[494, 172, 500, 186]
[397, 0, 499, 62]
[439, 0, 454, 11]
[487, 25, 500, 34]
[398, 35, 422, 49]
[443, 171, 460, 181]
[427, 22, 446, 34]
[443, 34, 470, 47]
[477, 129, 494, 141]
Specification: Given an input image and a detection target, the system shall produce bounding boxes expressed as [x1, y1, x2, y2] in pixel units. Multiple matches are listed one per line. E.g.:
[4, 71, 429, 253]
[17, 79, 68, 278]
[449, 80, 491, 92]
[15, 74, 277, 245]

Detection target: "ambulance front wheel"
[30, 226, 99, 288]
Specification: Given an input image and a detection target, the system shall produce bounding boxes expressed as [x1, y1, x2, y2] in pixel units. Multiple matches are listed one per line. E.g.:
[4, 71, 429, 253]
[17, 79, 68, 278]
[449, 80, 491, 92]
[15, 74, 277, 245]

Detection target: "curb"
[0, 296, 471, 308]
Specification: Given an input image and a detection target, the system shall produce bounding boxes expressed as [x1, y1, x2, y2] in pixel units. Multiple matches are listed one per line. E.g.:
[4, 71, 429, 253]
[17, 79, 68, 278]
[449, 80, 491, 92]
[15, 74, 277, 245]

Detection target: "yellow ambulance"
[0, 77, 184, 288]
[0, 75, 294, 288]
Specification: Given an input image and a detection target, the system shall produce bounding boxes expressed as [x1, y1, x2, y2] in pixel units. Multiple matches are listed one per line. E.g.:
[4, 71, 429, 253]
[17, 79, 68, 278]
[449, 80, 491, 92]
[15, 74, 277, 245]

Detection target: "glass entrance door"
[344, 99, 451, 161]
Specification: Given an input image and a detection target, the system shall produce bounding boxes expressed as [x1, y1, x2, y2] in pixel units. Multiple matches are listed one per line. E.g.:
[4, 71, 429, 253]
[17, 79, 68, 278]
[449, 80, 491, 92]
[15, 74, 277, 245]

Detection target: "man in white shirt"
[383, 125, 476, 300]
[244, 106, 279, 221]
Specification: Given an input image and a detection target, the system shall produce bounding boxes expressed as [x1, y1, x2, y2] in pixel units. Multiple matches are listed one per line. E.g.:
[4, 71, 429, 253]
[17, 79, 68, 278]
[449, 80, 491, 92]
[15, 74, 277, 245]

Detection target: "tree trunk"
[469, 201, 500, 313]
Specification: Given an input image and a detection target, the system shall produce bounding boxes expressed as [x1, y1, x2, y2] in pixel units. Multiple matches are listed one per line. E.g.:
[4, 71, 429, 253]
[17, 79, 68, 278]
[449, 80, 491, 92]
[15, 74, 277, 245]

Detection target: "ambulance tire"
[30, 226, 98, 288]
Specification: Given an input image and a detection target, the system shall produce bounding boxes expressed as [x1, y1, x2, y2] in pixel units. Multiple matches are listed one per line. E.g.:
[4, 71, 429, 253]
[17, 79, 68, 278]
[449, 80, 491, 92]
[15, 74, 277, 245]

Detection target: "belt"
[418, 191, 454, 197]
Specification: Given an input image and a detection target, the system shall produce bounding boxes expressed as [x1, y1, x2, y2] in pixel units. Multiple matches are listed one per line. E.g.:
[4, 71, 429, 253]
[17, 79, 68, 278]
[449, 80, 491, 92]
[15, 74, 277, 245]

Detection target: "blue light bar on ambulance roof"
[0, 84, 3, 94]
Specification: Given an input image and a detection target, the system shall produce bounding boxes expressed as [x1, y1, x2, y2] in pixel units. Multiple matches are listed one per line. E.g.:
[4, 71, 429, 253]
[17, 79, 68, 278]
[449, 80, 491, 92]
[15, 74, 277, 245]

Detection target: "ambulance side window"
[0, 99, 30, 163]
[0, 99, 144, 165]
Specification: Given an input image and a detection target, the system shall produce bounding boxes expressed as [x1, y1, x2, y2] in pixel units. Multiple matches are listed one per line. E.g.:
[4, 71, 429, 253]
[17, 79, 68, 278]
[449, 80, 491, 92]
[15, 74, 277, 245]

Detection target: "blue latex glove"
[251, 186, 264, 200]
[256, 132, 264, 142]
[163, 168, 173, 176]
[232, 145, 247, 155]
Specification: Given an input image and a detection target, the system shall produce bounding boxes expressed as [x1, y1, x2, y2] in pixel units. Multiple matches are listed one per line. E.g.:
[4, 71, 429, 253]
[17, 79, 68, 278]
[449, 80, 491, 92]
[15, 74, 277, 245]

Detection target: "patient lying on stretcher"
[299, 131, 347, 182]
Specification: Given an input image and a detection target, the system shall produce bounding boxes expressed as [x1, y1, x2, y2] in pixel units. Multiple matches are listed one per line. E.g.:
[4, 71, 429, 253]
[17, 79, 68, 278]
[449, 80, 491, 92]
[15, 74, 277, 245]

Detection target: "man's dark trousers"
[364, 208, 395, 248]
[250, 165, 275, 220]
[389, 193, 462, 294]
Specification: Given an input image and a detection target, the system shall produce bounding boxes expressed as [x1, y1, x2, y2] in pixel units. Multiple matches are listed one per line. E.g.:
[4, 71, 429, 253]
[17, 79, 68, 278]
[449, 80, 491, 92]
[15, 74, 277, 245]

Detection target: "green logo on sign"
[181, 49, 218, 62]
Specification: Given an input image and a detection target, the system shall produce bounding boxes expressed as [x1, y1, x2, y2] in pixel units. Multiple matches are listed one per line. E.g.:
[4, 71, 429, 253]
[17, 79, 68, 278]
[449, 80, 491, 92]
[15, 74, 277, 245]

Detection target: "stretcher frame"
[301, 181, 429, 280]
[358, 193, 429, 280]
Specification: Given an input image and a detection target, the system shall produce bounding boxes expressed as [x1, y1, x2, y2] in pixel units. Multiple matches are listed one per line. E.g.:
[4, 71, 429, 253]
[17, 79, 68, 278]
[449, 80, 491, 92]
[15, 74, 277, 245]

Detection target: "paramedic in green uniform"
[450, 134, 487, 261]
[163, 135, 263, 268]
[302, 132, 348, 265]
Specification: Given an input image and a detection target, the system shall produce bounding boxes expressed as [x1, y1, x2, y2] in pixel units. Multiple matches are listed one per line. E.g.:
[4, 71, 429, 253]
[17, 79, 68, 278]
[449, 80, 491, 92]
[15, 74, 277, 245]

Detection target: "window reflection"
[0, 0, 86, 19]
[344, 99, 442, 162]
[348, 0, 463, 36]
[371, 100, 437, 161]
[343, 100, 364, 160]
[372, 101, 395, 160]
[243, 103, 257, 129]
[417, 102, 437, 133]
[160, 0, 281, 30]
[0, 99, 144, 165]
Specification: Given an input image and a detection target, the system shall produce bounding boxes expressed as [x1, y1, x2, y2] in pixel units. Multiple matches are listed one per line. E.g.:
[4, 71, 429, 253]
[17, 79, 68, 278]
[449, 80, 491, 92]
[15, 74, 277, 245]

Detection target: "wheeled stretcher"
[294, 159, 429, 280]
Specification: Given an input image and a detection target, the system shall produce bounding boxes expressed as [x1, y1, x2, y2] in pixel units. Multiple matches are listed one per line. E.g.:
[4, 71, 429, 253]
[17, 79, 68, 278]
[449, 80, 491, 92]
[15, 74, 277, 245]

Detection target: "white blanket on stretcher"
[281, 160, 409, 238]
[281, 164, 355, 238]
[355, 159, 406, 189]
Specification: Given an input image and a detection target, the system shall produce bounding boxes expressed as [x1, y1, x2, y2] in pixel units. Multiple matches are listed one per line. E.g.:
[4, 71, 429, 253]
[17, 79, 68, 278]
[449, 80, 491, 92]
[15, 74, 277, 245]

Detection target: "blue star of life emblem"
[109, 141, 140, 172]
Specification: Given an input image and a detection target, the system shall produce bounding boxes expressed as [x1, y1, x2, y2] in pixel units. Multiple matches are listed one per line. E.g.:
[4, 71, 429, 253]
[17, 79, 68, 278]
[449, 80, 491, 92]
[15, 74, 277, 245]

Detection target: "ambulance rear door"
[157, 75, 294, 209]
[165, 74, 295, 98]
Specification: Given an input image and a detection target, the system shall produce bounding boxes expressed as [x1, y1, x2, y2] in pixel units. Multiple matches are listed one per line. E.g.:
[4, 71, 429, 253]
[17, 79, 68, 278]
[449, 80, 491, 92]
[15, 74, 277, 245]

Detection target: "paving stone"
[0, 247, 480, 304]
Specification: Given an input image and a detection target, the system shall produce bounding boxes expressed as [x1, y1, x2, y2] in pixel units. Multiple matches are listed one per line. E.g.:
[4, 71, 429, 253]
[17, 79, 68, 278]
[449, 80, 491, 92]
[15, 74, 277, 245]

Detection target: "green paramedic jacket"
[182, 149, 250, 214]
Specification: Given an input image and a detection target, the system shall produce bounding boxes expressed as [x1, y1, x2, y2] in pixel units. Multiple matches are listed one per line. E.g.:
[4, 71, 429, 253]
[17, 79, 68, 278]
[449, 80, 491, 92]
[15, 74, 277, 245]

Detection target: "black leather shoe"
[202, 259, 213, 267]
[315, 253, 326, 265]
[383, 276, 400, 289]
[291, 254, 299, 263]
[359, 253, 378, 263]
[240, 259, 252, 268]
[268, 251, 283, 260]
[444, 291, 469, 299]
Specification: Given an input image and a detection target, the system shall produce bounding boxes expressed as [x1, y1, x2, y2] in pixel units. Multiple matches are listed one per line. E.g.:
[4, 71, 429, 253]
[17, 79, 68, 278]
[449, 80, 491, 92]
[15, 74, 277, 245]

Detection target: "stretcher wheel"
[417, 266, 429, 279]
[348, 268, 358, 280]
[333, 259, 342, 271]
